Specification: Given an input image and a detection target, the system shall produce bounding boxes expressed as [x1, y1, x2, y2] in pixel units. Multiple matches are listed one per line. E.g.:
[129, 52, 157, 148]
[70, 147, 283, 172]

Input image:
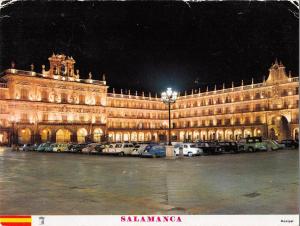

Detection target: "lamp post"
[161, 88, 177, 145]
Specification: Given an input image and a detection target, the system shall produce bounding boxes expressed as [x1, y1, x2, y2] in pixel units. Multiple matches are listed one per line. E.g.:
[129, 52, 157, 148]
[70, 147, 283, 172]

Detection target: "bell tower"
[266, 59, 288, 84]
[48, 53, 77, 79]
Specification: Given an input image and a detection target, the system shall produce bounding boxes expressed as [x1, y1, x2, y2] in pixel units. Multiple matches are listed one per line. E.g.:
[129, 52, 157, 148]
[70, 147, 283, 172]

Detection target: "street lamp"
[161, 88, 177, 145]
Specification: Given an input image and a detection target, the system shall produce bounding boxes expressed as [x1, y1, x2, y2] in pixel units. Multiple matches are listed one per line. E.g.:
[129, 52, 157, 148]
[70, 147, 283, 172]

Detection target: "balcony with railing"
[0, 83, 7, 88]
[4, 69, 106, 86]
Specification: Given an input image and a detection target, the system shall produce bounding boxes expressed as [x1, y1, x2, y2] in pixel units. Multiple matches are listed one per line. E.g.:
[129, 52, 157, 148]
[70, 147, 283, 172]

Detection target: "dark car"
[196, 141, 223, 155]
[21, 144, 34, 151]
[70, 143, 88, 153]
[67, 143, 76, 152]
[219, 141, 239, 153]
[280, 139, 299, 149]
[30, 143, 39, 151]
[140, 144, 166, 158]
[36, 142, 52, 152]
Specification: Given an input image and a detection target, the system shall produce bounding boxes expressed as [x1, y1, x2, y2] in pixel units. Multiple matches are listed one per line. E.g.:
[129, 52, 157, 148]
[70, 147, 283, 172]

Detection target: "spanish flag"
[0, 216, 31, 226]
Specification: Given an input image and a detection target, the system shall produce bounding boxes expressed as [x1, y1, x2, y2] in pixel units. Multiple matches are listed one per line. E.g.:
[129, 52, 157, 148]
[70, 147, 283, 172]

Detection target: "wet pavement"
[0, 147, 298, 214]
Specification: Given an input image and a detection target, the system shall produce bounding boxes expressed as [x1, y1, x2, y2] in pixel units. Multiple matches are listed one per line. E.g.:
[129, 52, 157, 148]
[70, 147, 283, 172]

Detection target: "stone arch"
[138, 132, 144, 142]
[200, 130, 207, 141]
[179, 131, 185, 141]
[193, 131, 200, 141]
[108, 132, 114, 142]
[225, 129, 233, 140]
[123, 132, 130, 142]
[145, 132, 151, 141]
[293, 128, 299, 141]
[216, 129, 224, 141]
[131, 132, 138, 142]
[234, 129, 242, 140]
[0, 131, 9, 145]
[93, 128, 103, 143]
[243, 129, 252, 138]
[56, 129, 72, 143]
[77, 128, 88, 143]
[186, 131, 193, 141]
[18, 128, 32, 144]
[253, 128, 262, 137]
[269, 115, 290, 140]
[152, 132, 158, 142]
[208, 130, 215, 140]
[40, 128, 52, 143]
[115, 132, 122, 142]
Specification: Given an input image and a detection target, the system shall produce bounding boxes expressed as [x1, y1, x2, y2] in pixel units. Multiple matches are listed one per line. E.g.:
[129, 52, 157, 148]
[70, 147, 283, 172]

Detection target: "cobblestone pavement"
[0, 147, 298, 214]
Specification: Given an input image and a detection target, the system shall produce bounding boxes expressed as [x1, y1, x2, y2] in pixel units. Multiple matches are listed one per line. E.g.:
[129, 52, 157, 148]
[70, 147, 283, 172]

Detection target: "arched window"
[61, 93, 68, 103]
[79, 95, 85, 104]
[41, 90, 48, 101]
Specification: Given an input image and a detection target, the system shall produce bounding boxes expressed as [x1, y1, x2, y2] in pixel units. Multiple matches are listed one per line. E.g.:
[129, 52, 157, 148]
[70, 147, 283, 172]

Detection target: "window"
[79, 95, 85, 104]
[61, 93, 68, 103]
[41, 91, 48, 101]
[20, 88, 28, 100]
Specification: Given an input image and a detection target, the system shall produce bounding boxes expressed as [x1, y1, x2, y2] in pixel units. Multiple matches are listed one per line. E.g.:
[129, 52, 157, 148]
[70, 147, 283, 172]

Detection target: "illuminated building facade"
[0, 55, 298, 145]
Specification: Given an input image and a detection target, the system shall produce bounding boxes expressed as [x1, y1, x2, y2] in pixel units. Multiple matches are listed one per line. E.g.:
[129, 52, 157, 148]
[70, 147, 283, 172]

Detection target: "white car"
[103, 143, 135, 156]
[82, 143, 98, 153]
[174, 143, 203, 156]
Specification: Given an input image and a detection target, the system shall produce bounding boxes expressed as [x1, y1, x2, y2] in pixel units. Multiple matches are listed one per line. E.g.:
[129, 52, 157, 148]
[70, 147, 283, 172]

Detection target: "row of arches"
[177, 128, 261, 141]
[16, 127, 104, 144]
[107, 128, 299, 143]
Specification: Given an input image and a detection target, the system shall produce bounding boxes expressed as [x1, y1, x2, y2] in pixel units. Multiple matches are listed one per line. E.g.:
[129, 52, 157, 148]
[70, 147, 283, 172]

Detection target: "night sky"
[0, 1, 298, 94]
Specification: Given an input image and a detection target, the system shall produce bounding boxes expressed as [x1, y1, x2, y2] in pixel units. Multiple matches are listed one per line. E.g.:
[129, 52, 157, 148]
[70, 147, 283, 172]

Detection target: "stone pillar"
[51, 132, 56, 143]
[72, 133, 77, 143]
[165, 145, 175, 158]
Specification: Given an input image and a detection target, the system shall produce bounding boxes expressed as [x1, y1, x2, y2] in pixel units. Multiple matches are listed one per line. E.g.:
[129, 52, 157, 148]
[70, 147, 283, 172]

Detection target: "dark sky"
[0, 1, 298, 94]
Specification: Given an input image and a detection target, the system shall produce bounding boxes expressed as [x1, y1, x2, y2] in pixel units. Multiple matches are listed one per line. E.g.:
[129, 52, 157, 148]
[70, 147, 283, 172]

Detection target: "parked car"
[67, 144, 76, 152]
[103, 143, 135, 156]
[94, 144, 106, 153]
[70, 143, 88, 153]
[45, 143, 56, 152]
[196, 141, 223, 155]
[140, 145, 166, 158]
[219, 141, 239, 153]
[263, 139, 284, 151]
[36, 143, 52, 152]
[21, 144, 33, 151]
[52, 143, 69, 152]
[174, 143, 202, 156]
[131, 144, 149, 155]
[280, 139, 299, 149]
[82, 143, 98, 153]
[238, 137, 268, 152]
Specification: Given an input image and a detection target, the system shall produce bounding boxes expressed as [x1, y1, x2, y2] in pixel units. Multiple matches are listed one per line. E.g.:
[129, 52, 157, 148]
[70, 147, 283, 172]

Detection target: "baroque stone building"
[0, 55, 298, 145]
